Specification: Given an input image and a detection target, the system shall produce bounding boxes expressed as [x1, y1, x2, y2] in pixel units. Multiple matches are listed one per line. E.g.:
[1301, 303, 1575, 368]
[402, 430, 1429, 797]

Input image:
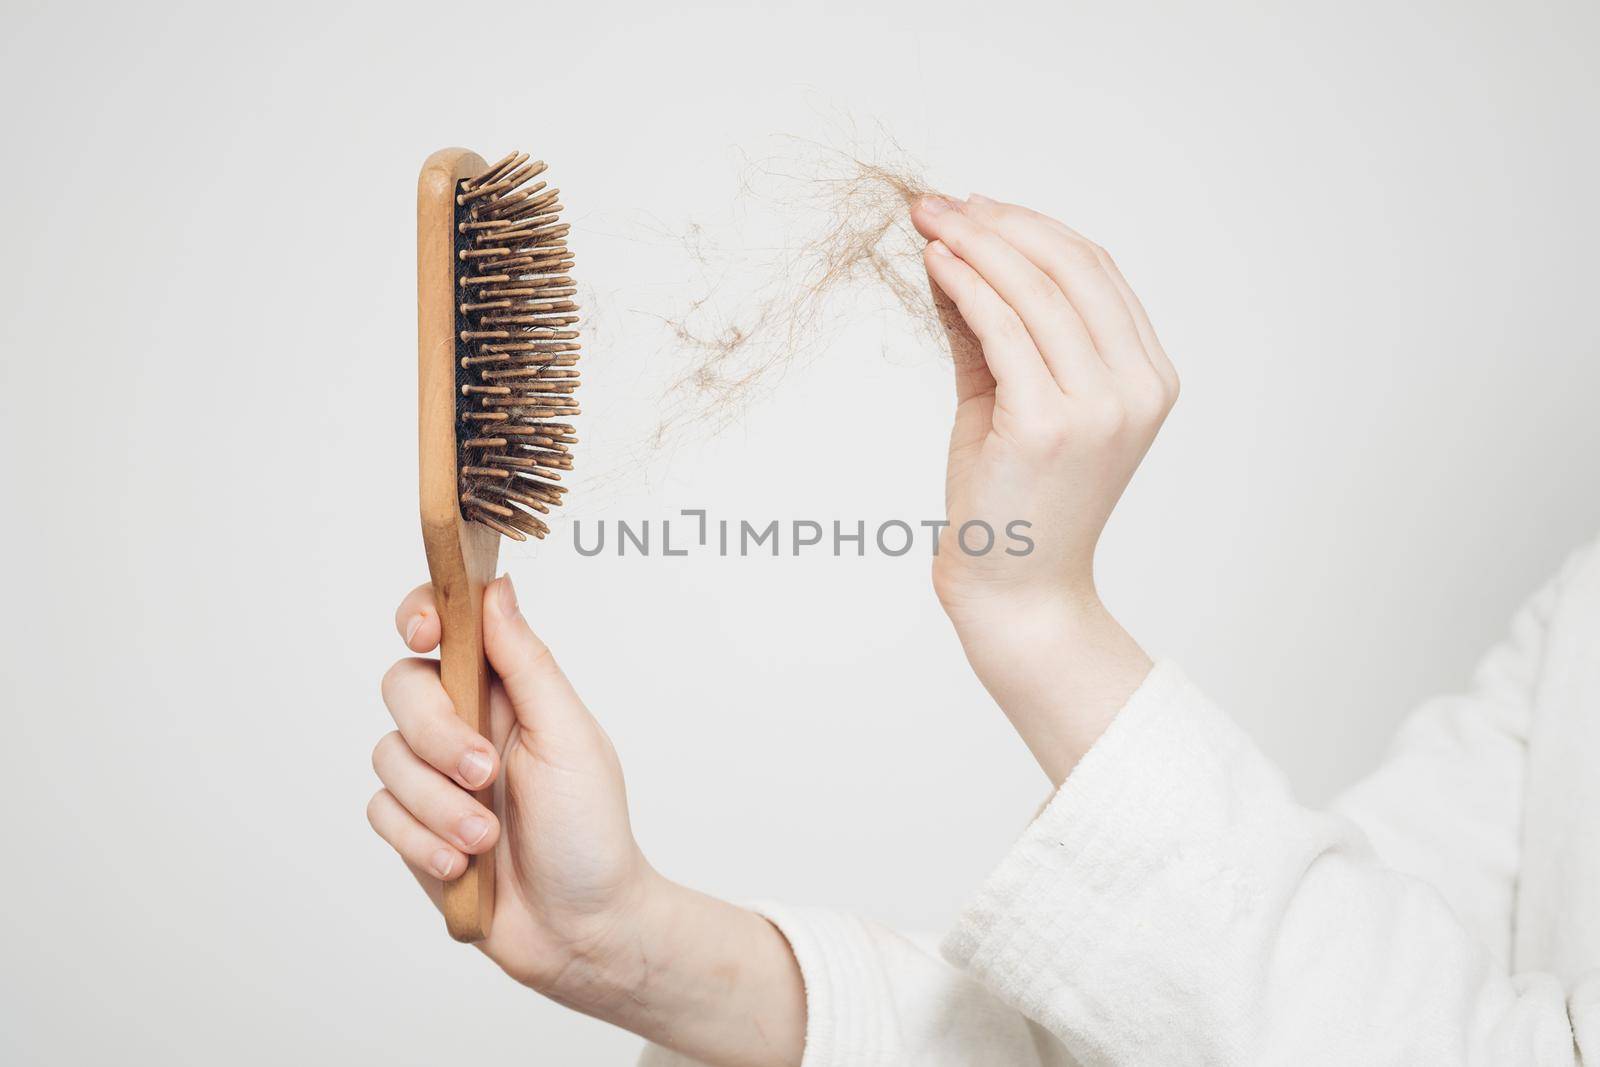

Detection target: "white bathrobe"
[644, 535, 1600, 1065]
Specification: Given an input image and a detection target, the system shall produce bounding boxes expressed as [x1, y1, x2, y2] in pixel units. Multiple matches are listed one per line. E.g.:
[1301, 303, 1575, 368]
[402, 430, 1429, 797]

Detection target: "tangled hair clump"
[651, 141, 972, 444]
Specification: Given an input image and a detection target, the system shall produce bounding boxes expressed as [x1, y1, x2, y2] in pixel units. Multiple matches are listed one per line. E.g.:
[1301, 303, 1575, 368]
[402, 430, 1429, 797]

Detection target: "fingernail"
[458, 749, 493, 788]
[430, 849, 456, 878]
[967, 193, 996, 205]
[457, 815, 490, 849]
[919, 194, 953, 216]
[403, 615, 423, 646]
[496, 573, 518, 617]
[926, 240, 954, 258]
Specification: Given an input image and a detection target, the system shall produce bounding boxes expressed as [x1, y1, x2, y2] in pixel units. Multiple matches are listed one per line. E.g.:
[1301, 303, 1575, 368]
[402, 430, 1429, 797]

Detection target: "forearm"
[949, 592, 1151, 785]
[910, 193, 1178, 785]
[548, 873, 806, 1067]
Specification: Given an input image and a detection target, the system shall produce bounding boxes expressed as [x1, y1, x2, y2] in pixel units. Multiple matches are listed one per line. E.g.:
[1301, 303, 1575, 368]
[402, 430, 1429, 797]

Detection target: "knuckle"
[1054, 234, 1103, 270]
[366, 789, 390, 829]
[371, 730, 404, 773]
[385, 659, 447, 723]
[380, 658, 417, 703]
[413, 685, 458, 738]
[503, 638, 560, 692]
[1125, 390, 1166, 427]
[1123, 373, 1170, 421]
[525, 639, 560, 679]
[1019, 414, 1074, 455]
[1024, 272, 1061, 307]
[993, 310, 1030, 346]
[380, 661, 402, 701]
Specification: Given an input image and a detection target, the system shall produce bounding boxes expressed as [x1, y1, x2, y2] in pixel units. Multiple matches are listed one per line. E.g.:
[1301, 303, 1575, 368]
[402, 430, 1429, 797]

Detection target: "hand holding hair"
[911, 194, 1179, 783]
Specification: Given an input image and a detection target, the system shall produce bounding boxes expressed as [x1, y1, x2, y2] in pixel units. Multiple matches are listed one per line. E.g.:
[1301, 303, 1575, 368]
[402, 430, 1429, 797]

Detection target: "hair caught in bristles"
[451, 150, 580, 540]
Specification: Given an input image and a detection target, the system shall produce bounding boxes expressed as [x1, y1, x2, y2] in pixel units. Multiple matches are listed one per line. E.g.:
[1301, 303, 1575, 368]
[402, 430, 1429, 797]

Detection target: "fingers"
[482, 574, 590, 734]
[380, 658, 499, 790]
[367, 788, 466, 881]
[395, 583, 442, 653]
[371, 730, 499, 855]
[922, 241, 1055, 408]
[966, 197, 1184, 399]
[913, 196, 1108, 394]
[962, 195, 1151, 379]
[373, 581, 504, 900]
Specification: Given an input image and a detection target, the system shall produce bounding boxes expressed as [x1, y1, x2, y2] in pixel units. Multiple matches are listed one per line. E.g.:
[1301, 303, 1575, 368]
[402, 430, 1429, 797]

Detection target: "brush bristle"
[451, 151, 580, 541]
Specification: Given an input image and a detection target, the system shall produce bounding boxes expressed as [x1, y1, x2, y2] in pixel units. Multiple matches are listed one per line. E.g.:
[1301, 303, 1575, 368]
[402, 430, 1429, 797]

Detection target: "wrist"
[948, 588, 1150, 785]
[939, 578, 1106, 650]
[531, 866, 679, 1015]
[540, 874, 806, 1067]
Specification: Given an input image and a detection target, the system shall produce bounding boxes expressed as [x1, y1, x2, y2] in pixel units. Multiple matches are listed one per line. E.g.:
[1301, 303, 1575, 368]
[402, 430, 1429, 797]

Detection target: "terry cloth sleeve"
[637, 902, 1070, 1067]
[943, 658, 1600, 1065]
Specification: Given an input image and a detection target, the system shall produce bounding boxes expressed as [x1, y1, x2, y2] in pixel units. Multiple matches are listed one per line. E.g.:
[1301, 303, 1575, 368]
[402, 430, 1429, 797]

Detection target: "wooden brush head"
[418, 148, 580, 546]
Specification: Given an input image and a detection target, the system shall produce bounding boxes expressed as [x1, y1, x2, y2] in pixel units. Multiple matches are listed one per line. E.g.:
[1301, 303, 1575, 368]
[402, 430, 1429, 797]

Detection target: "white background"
[3, 0, 1598, 1062]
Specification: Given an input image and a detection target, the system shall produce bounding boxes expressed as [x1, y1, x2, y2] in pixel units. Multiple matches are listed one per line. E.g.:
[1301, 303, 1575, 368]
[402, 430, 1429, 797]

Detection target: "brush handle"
[426, 528, 500, 942]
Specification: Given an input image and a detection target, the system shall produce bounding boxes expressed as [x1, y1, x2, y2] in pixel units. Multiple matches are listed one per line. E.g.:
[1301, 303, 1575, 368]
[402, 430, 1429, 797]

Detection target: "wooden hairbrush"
[416, 148, 580, 941]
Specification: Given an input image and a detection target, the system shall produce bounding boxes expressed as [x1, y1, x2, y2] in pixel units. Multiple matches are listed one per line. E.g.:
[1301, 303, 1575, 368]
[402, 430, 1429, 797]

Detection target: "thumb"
[482, 573, 588, 733]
